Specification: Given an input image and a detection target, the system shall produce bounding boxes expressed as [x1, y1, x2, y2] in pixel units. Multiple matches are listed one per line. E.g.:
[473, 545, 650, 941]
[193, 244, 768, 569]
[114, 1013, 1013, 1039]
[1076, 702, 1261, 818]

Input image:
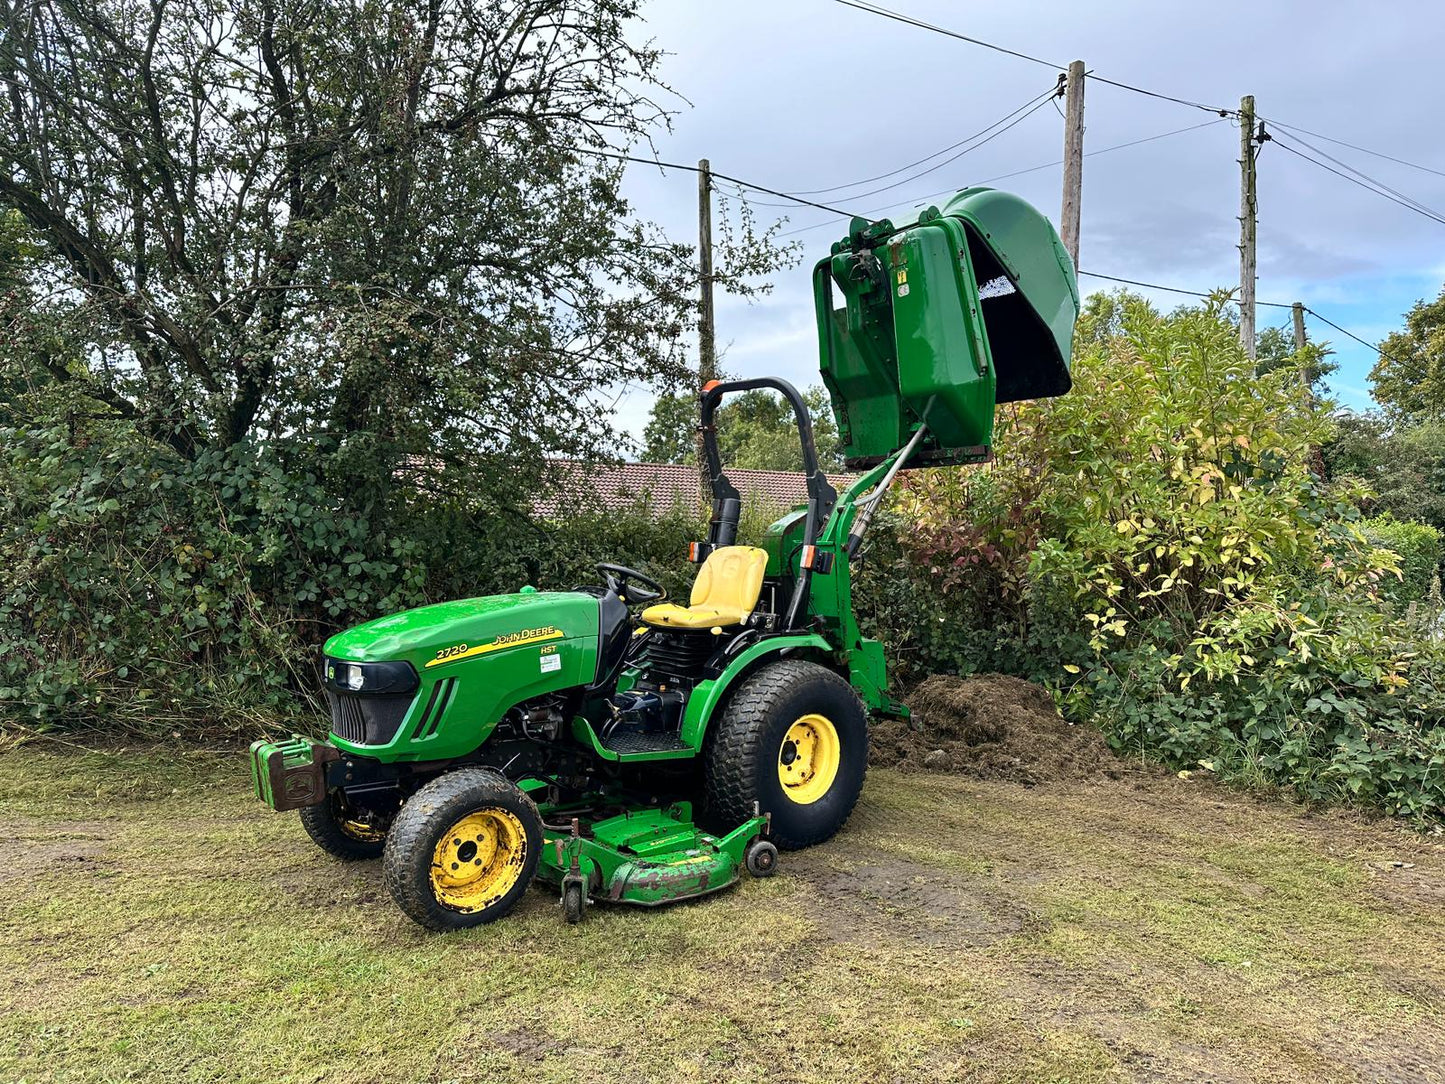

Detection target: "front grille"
[326, 691, 414, 746]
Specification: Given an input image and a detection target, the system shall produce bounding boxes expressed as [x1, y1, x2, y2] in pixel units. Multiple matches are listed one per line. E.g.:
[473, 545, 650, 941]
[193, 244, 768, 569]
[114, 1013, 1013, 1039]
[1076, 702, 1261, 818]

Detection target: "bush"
[885, 292, 1445, 825]
[0, 418, 698, 737]
[1362, 515, 1443, 606]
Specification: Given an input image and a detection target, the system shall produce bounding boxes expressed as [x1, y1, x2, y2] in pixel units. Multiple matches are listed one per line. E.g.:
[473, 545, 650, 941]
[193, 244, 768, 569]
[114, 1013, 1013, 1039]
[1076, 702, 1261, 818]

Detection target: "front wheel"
[382, 769, 542, 931]
[704, 659, 868, 850]
[300, 791, 387, 861]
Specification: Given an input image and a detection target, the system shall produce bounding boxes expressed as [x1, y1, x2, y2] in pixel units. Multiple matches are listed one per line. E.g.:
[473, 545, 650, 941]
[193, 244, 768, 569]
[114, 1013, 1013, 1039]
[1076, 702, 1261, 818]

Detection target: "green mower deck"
[535, 799, 772, 919]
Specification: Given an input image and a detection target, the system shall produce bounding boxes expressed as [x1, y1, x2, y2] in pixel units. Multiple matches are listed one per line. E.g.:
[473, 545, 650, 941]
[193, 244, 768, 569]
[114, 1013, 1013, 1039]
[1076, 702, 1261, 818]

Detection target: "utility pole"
[697, 158, 716, 386]
[695, 158, 716, 495]
[1060, 60, 1085, 270]
[1291, 302, 1307, 351]
[1238, 94, 1258, 360]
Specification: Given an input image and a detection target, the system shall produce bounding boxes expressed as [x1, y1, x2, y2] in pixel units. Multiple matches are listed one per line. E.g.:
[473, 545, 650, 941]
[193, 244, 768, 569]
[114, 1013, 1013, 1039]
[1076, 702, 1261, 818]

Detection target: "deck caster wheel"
[745, 839, 778, 878]
[562, 880, 586, 924]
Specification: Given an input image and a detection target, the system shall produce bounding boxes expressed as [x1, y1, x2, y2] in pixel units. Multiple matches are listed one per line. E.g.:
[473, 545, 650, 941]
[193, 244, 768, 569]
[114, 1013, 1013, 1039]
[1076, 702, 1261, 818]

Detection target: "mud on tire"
[382, 768, 542, 932]
[300, 791, 387, 861]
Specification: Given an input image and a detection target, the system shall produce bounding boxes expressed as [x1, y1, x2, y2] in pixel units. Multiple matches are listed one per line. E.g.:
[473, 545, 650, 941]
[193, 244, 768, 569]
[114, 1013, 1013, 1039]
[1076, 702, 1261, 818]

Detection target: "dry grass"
[1, 746, 1442, 1083]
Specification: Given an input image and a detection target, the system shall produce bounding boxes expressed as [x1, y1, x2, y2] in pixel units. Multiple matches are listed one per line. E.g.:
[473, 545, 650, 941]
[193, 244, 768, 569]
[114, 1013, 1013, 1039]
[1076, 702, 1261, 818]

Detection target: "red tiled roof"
[537, 460, 858, 517]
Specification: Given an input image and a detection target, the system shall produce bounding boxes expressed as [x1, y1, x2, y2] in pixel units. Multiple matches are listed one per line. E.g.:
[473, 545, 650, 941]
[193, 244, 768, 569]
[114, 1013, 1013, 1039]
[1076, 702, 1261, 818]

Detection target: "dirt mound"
[870, 673, 1123, 784]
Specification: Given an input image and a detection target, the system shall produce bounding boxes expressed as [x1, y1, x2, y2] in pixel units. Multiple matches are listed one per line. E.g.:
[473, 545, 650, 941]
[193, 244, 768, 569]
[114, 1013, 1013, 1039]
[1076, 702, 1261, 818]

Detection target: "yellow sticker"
[896, 269, 907, 284]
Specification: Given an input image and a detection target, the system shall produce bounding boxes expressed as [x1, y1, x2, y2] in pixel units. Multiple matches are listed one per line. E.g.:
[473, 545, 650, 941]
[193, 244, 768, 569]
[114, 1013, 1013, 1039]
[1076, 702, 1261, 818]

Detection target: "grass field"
[1, 746, 1442, 1084]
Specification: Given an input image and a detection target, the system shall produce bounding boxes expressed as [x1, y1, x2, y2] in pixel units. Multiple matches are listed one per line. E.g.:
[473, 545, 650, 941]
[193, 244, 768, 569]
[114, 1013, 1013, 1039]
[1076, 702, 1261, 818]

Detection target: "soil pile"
[870, 673, 1123, 784]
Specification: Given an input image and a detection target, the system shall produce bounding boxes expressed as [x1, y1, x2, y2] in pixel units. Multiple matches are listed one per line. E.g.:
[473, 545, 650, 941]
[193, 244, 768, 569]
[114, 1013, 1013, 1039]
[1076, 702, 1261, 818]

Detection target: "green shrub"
[0, 419, 699, 737]
[888, 292, 1445, 825]
[1362, 515, 1443, 605]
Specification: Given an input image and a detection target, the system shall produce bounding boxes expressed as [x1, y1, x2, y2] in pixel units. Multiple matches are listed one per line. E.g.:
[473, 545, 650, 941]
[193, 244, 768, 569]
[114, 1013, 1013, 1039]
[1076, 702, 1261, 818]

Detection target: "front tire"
[383, 768, 542, 931]
[705, 659, 868, 850]
[300, 791, 387, 861]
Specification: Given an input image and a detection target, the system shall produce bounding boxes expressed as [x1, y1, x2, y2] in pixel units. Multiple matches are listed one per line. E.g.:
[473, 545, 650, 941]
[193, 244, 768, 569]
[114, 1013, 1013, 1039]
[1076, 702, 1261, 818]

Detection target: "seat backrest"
[690, 546, 768, 614]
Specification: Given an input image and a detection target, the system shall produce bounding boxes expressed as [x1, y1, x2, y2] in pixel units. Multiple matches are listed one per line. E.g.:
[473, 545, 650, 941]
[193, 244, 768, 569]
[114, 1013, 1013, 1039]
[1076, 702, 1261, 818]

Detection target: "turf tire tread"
[382, 767, 542, 932]
[704, 658, 867, 850]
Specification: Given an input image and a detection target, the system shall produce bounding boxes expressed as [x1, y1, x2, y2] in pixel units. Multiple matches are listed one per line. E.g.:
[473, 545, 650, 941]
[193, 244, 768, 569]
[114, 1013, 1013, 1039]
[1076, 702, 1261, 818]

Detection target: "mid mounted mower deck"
[249, 187, 1078, 930]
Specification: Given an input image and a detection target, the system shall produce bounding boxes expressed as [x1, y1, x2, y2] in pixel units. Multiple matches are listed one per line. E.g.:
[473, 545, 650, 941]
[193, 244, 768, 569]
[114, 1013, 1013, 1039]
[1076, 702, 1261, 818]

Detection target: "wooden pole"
[1060, 61, 1085, 270]
[696, 158, 715, 496]
[1292, 301, 1307, 351]
[1238, 95, 1257, 359]
[697, 158, 716, 386]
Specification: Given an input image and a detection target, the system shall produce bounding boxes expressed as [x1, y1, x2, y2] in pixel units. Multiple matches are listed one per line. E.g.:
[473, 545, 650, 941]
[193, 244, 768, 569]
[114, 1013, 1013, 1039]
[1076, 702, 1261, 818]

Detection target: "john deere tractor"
[250, 187, 1078, 930]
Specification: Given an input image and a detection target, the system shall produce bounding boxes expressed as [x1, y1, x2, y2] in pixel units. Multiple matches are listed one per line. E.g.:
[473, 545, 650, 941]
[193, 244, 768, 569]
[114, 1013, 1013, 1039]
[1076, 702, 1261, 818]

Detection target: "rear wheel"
[383, 769, 542, 931]
[300, 791, 387, 861]
[704, 659, 868, 850]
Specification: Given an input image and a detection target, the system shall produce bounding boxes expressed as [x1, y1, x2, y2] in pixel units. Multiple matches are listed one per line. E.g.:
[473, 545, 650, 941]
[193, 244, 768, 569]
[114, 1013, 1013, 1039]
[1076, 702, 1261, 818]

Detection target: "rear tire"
[300, 792, 387, 861]
[383, 769, 542, 932]
[704, 659, 868, 850]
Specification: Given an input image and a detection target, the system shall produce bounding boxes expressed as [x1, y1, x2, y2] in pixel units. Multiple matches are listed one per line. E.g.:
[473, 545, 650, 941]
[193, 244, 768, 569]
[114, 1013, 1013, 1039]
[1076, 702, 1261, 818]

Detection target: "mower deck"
[535, 799, 770, 915]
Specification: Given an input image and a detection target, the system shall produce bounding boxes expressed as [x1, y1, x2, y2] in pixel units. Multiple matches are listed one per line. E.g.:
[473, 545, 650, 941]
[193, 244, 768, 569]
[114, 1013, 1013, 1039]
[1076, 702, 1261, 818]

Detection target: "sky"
[606, 0, 1445, 443]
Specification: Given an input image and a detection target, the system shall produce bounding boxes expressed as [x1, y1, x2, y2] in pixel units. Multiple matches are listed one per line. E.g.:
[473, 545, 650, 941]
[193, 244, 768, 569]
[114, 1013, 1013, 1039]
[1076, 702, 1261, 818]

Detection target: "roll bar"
[699, 377, 837, 631]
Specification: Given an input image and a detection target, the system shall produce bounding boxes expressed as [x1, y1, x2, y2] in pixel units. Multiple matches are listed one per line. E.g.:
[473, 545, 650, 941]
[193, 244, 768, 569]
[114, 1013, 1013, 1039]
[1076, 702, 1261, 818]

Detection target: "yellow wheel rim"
[429, 808, 529, 913]
[339, 816, 385, 843]
[778, 713, 841, 805]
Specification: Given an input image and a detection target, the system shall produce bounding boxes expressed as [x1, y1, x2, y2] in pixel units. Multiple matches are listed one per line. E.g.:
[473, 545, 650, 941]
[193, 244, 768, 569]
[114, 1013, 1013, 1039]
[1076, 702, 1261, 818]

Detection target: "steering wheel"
[595, 562, 667, 605]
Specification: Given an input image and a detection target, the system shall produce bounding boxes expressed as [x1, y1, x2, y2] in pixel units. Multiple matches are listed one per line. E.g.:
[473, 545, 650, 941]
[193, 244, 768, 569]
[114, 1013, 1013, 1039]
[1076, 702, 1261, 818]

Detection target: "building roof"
[537, 460, 858, 517]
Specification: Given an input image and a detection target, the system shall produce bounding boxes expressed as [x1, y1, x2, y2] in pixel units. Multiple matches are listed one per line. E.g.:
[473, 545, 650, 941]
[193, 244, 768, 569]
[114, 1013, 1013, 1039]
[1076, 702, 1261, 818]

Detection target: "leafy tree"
[641, 389, 699, 464]
[0, 0, 785, 478]
[642, 383, 843, 471]
[1371, 286, 1445, 425]
[1254, 323, 1337, 396]
[1323, 412, 1445, 537]
[0, 0, 798, 732]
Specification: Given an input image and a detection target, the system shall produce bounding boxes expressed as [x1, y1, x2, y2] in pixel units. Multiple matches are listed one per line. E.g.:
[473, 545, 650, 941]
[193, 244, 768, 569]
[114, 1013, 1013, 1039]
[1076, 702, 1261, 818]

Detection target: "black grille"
[326, 691, 414, 746]
[638, 630, 716, 686]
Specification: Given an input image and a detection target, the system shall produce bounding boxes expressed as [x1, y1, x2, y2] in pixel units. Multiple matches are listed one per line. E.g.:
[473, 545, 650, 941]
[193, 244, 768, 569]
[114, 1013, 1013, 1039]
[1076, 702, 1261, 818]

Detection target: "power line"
[1079, 271, 1406, 365]
[776, 118, 1226, 238]
[1264, 119, 1445, 180]
[573, 146, 859, 217]
[1270, 129, 1445, 225]
[1079, 271, 1287, 307]
[776, 85, 1059, 198]
[1302, 306, 1398, 361]
[1269, 133, 1445, 228]
[833, 0, 1062, 72]
[833, 0, 1237, 117]
[726, 93, 1056, 210]
[578, 139, 1407, 370]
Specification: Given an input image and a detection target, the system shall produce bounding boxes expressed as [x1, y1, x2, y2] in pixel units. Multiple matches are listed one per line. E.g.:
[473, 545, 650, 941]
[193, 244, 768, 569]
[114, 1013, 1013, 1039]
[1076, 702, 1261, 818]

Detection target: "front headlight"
[323, 658, 419, 696]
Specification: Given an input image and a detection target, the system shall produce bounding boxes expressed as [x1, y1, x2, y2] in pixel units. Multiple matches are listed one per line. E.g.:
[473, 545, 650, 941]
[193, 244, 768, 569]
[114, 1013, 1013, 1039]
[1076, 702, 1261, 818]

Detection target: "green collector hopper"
[816, 187, 1079, 468]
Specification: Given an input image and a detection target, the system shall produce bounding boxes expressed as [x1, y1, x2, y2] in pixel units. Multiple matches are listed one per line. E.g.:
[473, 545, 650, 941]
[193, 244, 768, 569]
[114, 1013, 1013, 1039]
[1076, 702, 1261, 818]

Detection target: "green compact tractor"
[250, 187, 1078, 930]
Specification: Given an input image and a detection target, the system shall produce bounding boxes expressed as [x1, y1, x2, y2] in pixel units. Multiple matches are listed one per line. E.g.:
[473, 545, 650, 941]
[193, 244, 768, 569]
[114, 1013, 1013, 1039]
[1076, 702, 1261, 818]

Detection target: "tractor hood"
[320, 590, 603, 761]
[324, 590, 598, 671]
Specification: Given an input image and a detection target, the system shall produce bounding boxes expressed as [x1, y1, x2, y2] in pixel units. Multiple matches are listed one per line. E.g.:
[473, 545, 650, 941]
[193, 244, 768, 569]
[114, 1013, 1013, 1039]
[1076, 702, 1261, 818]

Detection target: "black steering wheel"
[595, 562, 667, 605]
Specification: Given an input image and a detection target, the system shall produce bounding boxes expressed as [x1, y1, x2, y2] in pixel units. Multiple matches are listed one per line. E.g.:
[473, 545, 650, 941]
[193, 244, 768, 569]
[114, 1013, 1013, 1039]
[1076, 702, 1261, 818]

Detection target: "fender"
[679, 633, 834, 749]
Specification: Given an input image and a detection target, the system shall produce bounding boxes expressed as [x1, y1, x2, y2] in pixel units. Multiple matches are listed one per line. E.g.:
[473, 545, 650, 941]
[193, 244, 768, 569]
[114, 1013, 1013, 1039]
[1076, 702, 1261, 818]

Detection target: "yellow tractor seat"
[641, 546, 768, 630]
